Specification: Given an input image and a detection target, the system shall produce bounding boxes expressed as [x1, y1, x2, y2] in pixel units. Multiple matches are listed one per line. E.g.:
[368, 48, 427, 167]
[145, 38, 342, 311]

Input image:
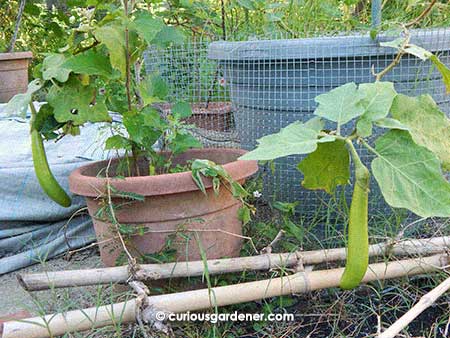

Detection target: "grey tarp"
[0, 103, 112, 274]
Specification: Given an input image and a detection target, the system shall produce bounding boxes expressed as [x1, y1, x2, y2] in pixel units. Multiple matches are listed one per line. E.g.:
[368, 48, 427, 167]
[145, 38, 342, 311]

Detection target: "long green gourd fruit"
[340, 144, 370, 290]
[31, 127, 72, 208]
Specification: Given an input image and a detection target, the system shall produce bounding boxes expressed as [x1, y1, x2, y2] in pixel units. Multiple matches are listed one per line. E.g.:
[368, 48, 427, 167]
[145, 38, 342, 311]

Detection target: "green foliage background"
[2, 0, 450, 59]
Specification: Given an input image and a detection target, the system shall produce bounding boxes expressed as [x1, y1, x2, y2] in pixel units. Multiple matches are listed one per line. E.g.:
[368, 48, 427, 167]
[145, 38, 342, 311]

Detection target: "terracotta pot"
[159, 102, 234, 132]
[69, 148, 258, 266]
[0, 51, 33, 103]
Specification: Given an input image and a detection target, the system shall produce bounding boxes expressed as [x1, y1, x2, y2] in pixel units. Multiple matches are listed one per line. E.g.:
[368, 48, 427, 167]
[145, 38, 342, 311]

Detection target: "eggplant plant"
[240, 41, 450, 289]
[4, 1, 201, 207]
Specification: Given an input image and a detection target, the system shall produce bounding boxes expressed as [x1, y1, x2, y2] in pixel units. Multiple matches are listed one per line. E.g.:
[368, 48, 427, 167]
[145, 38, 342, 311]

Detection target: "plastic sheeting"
[0, 103, 112, 274]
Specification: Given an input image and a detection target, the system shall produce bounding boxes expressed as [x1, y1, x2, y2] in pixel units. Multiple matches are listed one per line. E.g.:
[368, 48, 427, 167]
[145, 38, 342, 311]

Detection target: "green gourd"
[31, 128, 72, 207]
[340, 158, 370, 290]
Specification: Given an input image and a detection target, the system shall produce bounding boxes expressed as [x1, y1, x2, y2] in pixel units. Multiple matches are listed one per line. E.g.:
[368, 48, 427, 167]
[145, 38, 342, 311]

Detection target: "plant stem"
[374, 27, 410, 82]
[405, 0, 437, 28]
[123, 0, 140, 176]
[7, 0, 26, 52]
[123, 0, 132, 112]
[220, 0, 227, 40]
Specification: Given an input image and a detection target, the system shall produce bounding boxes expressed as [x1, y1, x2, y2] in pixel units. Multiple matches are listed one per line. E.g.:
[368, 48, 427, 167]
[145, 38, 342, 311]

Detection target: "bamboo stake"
[18, 236, 450, 291]
[4, 254, 448, 338]
[378, 275, 450, 338]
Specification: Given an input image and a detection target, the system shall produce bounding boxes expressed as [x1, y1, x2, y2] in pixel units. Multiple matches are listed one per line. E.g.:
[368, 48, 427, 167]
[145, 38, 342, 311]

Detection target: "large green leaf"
[132, 11, 164, 45]
[139, 74, 168, 106]
[3, 79, 43, 117]
[391, 94, 450, 171]
[172, 101, 192, 119]
[314, 82, 364, 131]
[152, 26, 185, 48]
[47, 78, 111, 125]
[359, 82, 397, 120]
[42, 54, 71, 82]
[62, 49, 115, 78]
[122, 111, 161, 147]
[105, 135, 132, 151]
[371, 130, 450, 217]
[239, 117, 324, 161]
[169, 132, 202, 155]
[297, 140, 350, 194]
[94, 25, 126, 77]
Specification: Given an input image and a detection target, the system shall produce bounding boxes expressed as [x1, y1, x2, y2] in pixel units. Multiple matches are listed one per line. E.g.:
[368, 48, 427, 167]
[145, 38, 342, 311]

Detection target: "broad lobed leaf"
[42, 54, 71, 82]
[47, 77, 111, 125]
[391, 94, 450, 172]
[298, 140, 350, 194]
[371, 130, 450, 218]
[239, 117, 325, 161]
[62, 49, 116, 78]
[314, 82, 365, 131]
[94, 24, 126, 77]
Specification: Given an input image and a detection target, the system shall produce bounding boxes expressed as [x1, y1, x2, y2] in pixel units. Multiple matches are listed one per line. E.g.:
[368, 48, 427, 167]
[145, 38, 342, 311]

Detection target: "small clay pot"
[69, 148, 258, 266]
[0, 52, 33, 103]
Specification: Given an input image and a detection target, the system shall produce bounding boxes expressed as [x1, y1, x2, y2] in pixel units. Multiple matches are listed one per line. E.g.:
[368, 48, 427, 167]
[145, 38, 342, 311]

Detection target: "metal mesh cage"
[144, 28, 450, 215]
[143, 43, 238, 149]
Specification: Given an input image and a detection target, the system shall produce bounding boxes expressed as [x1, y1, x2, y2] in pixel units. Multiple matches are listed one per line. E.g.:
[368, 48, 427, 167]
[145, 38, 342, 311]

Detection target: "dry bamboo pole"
[17, 236, 450, 291]
[378, 275, 450, 338]
[3, 254, 448, 338]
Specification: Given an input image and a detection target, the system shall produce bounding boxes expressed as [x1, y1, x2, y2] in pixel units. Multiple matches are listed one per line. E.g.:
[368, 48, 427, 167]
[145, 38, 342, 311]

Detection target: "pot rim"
[208, 28, 450, 61]
[0, 51, 33, 61]
[69, 148, 258, 197]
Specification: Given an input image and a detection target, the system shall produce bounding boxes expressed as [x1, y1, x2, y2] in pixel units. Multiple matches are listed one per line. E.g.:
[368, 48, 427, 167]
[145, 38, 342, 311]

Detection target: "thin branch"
[124, 0, 132, 111]
[104, 159, 138, 274]
[374, 26, 410, 81]
[379, 275, 450, 338]
[405, 0, 437, 28]
[7, 0, 26, 52]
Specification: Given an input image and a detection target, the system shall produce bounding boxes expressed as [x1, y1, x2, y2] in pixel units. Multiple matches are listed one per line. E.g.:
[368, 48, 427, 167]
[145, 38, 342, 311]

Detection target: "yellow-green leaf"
[94, 25, 126, 77]
[391, 94, 450, 171]
[297, 140, 350, 194]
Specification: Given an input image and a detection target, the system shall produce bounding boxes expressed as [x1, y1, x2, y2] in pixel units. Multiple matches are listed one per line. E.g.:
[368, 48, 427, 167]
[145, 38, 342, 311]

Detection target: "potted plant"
[5, 1, 257, 267]
[0, 0, 33, 103]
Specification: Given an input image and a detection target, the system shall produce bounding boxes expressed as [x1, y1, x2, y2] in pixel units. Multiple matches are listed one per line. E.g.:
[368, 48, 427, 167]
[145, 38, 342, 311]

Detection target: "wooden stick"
[4, 254, 448, 338]
[18, 236, 450, 291]
[378, 275, 450, 338]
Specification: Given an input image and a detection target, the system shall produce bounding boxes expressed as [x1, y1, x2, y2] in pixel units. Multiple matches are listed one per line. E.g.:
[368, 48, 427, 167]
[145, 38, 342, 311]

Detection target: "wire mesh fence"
[144, 27, 450, 216]
[144, 43, 238, 149]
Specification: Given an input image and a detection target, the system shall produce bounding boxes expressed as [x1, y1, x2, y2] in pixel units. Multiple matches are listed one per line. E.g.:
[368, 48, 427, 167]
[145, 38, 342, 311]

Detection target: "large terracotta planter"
[69, 148, 258, 266]
[0, 51, 32, 103]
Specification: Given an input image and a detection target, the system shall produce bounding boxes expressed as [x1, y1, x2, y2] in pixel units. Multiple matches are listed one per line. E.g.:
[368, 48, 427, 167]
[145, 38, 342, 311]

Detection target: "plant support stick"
[18, 236, 450, 291]
[4, 254, 448, 338]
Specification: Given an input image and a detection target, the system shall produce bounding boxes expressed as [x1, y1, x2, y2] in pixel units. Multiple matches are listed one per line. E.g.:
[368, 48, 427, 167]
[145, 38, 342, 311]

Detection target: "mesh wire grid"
[144, 28, 450, 217]
[144, 42, 238, 149]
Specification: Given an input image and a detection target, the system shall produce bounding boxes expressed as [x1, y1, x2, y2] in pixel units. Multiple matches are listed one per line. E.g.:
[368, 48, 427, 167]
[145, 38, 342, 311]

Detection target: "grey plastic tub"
[208, 29, 450, 214]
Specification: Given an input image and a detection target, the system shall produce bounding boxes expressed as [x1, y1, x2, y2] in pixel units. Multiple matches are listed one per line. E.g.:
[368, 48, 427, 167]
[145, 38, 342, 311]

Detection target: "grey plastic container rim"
[208, 28, 450, 61]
